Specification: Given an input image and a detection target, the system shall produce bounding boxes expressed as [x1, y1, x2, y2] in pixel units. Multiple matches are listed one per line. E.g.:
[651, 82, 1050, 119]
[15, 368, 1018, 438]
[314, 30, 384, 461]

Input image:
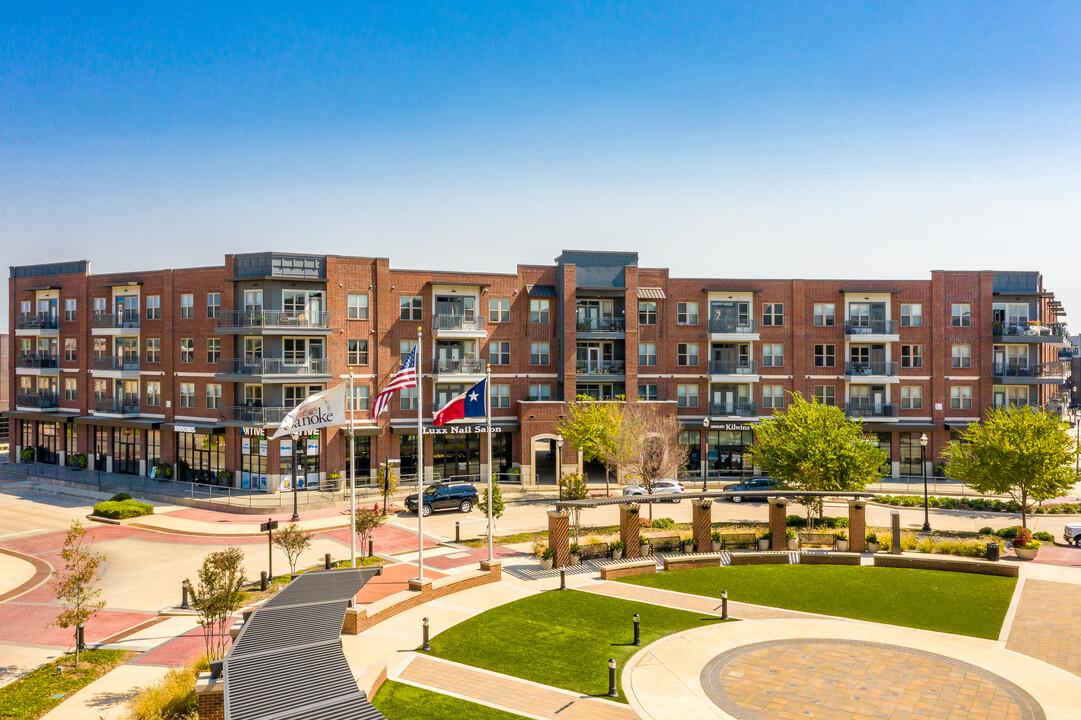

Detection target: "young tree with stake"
[478, 476, 506, 537]
[272, 522, 314, 576]
[188, 547, 246, 660]
[51, 520, 106, 667]
[353, 507, 386, 557]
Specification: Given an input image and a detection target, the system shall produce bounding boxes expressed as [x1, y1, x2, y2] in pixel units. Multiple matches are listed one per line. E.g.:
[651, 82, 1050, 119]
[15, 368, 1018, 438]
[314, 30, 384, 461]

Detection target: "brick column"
[848, 499, 867, 553]
[620, 503, 641, 558]
[768, 497, 788, 551]
[195, 674, 224, 720]
[691, 499, 713, 552]
[547, 510, 571, 567]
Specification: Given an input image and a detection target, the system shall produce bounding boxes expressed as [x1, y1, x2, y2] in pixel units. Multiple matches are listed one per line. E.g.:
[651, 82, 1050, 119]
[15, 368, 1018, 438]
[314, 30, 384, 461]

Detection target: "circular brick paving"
[700, 639, 1046, 720]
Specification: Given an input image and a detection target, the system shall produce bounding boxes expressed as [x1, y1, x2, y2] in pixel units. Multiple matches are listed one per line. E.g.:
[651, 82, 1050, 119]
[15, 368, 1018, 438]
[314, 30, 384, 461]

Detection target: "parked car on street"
[623, 479, 685, 502]
[404, 481, 478, 517]
[1063, 522, 1081, 547]
[721, 477, 778, 503]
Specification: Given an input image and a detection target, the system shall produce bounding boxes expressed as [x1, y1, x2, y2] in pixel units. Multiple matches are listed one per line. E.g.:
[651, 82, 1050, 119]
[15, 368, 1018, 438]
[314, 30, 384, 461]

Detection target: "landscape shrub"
[786, 515, 807, 528]
[874, 495, 1024, 513]
[1033, 531, 1054, 542]
[651, 517, 676, 530]
[995, 526, 1019, 539]
[1033, 503, 1081, 514]
[92, 499, 154, 520]
[124, 656, 208, 719]
[108, 493, 132, 502]
[978, 526, 994, 535]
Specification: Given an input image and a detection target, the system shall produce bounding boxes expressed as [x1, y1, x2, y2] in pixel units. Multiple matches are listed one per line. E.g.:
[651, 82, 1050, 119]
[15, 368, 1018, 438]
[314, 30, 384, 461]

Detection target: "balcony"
[92, 355, 141, 376]
[433, 358, 486, 376]
[844, 361, 899, 379]
[93, 397, 140, 416]
[15, 354, 59, 373]
[216, 310, 332, 334]
[708, 318, 758, 339]
[15, 313, 58, 335]
[219, 405, 290, 426]
[992, 322, 1069, 343]
[432, 313, 486, 336]
[709, 361, 758, 380]
[575, 316, 626, 337]
[845, 403, 898, 419]
[16, 391, 59, 410]
[992, 362, 1067, 384]
[215, 357, 332, 381]
[844, 320, 899, 340]
[92, 309, 141, 334]
[576, 361, 626, 377]
[710, 402, 757, 418]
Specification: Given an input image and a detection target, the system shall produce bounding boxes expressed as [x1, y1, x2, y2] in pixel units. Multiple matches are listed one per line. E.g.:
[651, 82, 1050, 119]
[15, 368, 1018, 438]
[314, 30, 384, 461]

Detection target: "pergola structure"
[549, 490, 876, 565]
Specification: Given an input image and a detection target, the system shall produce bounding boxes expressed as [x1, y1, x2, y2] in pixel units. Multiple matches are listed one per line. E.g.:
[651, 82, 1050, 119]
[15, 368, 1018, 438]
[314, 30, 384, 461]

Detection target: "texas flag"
[433, 378, 488, 426]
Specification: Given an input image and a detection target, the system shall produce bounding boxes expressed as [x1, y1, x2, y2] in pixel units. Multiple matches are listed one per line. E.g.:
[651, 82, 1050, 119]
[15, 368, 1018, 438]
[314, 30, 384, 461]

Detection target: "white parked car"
[623, 479, 685, 502]
[1063, 522, 1081, 548]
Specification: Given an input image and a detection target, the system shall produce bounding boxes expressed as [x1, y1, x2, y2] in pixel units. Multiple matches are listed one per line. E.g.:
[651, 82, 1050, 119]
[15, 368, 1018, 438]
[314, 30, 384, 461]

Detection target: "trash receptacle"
[986, 542, 1000, 562]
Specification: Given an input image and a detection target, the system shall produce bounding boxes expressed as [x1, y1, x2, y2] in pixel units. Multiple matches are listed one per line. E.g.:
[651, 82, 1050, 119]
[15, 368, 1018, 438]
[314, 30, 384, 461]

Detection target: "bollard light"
[325, 552, 332, 570]
[559, 566, 566, 591]
[181, 579, 190, 610]
[260, 571, 268, 591]
[455, 521, 461, 543]
[368, 536, 374, 558]
[633, 613, 641, 646]
[721, 590, 729, 620]
[422, 617, 431, 651]
[607, 658, 618, 697]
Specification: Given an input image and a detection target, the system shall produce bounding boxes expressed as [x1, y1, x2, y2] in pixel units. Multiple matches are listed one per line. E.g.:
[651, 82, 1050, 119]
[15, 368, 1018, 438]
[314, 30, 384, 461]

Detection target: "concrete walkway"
[580, 580, 817, 621]
[1006, 578, 1081, 678]
[38, 663, 171, 720]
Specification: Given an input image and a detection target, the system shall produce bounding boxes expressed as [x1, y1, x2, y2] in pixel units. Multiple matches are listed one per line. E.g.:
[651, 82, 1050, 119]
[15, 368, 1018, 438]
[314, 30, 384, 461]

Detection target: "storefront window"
[94, 427, 109, 471]
[875, 432, 892, 476]
[37, 422, 60, 464]
[400, 434, 418, 477]
[899, 432, 922, 477]
[20, 421, 34, 457]
[278, 434, 319, 490]
[177, 432, 225, 484]
[146, 430, 161, 475]
[708, 429, 754, 476]
[679, 430, 701, 474]
[491, 432, 513, 477]
[112, 427, 141, 475]
[65, 423, 78, 457]
[240, 434, 268, 490]
[350, 436, 371, 483]
[432, 434, 480, 481]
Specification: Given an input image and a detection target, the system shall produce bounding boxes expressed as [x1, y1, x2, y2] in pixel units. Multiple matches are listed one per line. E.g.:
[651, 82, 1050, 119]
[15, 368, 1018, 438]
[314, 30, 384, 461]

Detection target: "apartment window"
[952, 344, 971, 368]
[813, 303, 835, 326]
[490, 384, 511, 409]
[677, 384, 699, 408]
[638, 301, 657, 325]
[146, 338, 161, 364]
[951, 304, 971, 327]
[638, 384, 659, 401]
[528, 384, 551, 401]
[93, 379, 107, 400]
[489, 341, 510, 366]
[763, 303, 784, 326]
[20, 300, 31, 316]
[530, 299, 550, 323]
[180, 293, 194, 319]
[179, 383, 195, 408]
[901, 303, 922, 327]
[813, 385, 835, 406]
[762, 385, 785, 409]
[93, 297, 107, 315]
[762, 344, 784, 367]
[146, 381, 160, 407]
[677, 343, 699, 366]
[530, 342, 550, 365]
[399, 387, 418, 411]
[207, 338, 220, 364]
[93, 338, 107, 358]
[400, 296, 422, 321]
[64, 338, 77, 362]
[243, 290, 263, 315]
[901, 386, 923, 409]
[901, 345, 923, 368]
[489, 298, 510, 323]
[244, 385, 263, 406]
[206, 293, 220, 319]
[180, 338, 194, 363]
[813, 344, 835, 367]
[146, 295, 160, 320]
[348, 294, 369, 320]
[64, 378, 77, 402]
[348, 385, 369, 411]
[950, 386, 973, 410]
[64, 298, 77, 322]
[639, 342, 657, 366]
[206, 384, 222, 410]
[348, 339, 369, 365]
[399, 340, 416, 364]
[677, 302, 698, 325]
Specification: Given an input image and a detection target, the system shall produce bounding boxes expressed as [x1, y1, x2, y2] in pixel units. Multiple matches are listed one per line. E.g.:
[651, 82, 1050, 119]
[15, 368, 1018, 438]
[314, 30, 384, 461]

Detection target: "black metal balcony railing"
[844, 320, 898, 335]
[94, 397, 140, 414]
[992, 362, 1067, 379]
[92, 309, 141, 329]
[708, 318, 758, 334]
[844, 361, 899, 377]
[219, 405, 290, 424]
[16, 391, 59, 408]
[992, 322, 1068, 339]
[845, 402, 898, 418]
[576, 361, 627, 375]
[16, 313, 59, 330]
[709, 361, 758, 375]
[216, 310, 332, 330]
[15, 354, 59, 369]
[433, 358, 486, 374]
[432, 313, 485, 332]
[711, 402, 758, 417]
[216, 358, 331, 376]
[92, 355, 141, 372]
[575, 316, 626, 332]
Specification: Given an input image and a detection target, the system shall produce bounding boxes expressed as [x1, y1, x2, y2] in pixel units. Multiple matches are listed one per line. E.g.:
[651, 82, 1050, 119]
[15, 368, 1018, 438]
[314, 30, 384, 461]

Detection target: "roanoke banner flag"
[433, 378, 487, 426]
[271, 382, 347, 439]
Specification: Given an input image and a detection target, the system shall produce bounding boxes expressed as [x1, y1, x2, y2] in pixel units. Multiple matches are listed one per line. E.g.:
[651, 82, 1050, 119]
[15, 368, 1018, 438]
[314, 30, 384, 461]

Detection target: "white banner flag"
[270, 382, 348, 439]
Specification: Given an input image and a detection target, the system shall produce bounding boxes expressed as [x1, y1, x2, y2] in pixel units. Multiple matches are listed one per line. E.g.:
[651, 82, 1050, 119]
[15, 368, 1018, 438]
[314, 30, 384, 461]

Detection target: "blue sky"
[2, 2, 1080, 326]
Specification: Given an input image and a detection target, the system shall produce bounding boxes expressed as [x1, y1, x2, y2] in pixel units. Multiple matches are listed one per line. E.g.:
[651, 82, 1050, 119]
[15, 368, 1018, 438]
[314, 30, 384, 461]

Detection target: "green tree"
[556, 396, 623, 496]
[616, 402, 688, 520]
[943, 404, 1077, 528]
[558, 471, 590, 540]
[748, 393, 886, 525]
[188, 547, 246, 660]
[50, 520, 106, 667]
[272, 522, 314, 576]
[478, 477, 506, 536]
[354, 507, 386, 557]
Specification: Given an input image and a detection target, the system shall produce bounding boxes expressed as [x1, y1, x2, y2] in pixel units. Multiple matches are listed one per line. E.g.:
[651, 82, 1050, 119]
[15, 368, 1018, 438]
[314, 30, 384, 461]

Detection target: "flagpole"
[416, 326, 425, 581]
[486, 363, 493, 563]
[349, 370, 356, 569]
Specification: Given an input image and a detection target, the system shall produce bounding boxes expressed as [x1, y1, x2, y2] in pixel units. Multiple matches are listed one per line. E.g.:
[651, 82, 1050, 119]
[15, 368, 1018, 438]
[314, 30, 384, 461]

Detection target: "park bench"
[648, 535, 683, 554]
[720, 533, 757, 550]
[798, 532, 835, 549]
[576, 542, 610, 561]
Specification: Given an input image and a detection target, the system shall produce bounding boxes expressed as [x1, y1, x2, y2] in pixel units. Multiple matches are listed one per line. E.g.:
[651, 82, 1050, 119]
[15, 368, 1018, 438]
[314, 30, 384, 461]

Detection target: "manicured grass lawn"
[427, 589, 725, 702]
[373, 680, 529, 720]
[0, 649, 131, 720]
[621, 565, 1016, 639]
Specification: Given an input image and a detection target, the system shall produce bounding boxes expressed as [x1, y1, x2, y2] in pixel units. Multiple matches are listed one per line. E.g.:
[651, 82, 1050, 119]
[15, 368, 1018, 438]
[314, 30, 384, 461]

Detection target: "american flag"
[371, 346, 418, 418]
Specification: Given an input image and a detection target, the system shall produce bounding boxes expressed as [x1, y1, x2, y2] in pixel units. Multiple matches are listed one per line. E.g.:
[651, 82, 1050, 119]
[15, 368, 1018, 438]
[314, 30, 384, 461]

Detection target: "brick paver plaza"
[1005, 579, 1081, 678]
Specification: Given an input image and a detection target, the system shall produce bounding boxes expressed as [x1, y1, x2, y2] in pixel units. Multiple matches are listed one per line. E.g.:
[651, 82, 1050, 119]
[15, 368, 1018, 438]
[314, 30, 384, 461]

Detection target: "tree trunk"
[604, 465, 610, 498]
[1021, 487, 1028, 529]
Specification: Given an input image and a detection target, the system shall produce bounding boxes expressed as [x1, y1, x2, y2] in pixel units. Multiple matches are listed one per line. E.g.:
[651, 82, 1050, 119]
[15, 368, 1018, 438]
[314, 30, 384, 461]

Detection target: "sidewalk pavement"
[38, 663, 171, 720]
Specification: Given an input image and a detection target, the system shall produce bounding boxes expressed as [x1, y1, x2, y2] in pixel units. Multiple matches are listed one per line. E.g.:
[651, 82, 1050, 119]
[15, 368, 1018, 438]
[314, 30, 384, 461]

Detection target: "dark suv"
[405, 482, 479, 517]
[721, 478, 778, 503]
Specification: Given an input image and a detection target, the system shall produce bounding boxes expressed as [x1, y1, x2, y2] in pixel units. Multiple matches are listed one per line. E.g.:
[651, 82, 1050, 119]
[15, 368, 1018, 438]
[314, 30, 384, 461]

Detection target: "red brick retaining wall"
[799, 552, 862, 566]
[730, 552, 791, 566]
[600, 560, 656, 580]
[873, 554, 1018, 577]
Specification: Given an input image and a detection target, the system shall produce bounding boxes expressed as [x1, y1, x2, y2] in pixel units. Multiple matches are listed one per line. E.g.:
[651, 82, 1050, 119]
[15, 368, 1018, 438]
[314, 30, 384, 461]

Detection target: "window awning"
[637, 287, 666, 299]
[74, 416, 161, 429]
[161, 421, 225, 434]
[5, 410, 79, 423]
[527, 284, 557, 297]
[341, 425, 382, 437]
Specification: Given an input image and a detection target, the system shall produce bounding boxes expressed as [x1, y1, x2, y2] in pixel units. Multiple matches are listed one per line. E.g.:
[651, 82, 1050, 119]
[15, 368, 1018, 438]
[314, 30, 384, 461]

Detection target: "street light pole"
[291, 434, 301, 522]
[701, 417, 711, 491]
[556, 433, 564, 501]
[920, 432, 931, 532]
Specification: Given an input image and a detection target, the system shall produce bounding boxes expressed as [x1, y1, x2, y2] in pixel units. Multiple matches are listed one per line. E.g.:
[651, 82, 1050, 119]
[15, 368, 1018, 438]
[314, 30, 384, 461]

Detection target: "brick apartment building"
[5, 251, 1071, 491]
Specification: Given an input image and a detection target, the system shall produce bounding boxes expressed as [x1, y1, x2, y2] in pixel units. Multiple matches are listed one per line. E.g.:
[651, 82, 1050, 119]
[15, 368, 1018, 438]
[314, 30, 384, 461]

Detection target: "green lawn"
[372, 681, 529, 720]
[426, 589, 725, 702]
[0, 650, 131, 720]
[621, 565, 1016, 639]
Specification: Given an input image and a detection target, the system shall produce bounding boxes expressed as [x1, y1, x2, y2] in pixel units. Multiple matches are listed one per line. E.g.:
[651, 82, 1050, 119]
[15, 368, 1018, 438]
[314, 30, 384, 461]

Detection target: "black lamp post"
[920, 432, 931, 532]
[556, 433, 564, 501]
[291, 436, 301, 522]
[701, 418, 711, 491]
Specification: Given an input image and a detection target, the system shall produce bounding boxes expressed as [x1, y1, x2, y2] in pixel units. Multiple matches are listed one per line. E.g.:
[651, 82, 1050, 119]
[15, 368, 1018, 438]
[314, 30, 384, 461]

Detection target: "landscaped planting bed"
[91, 499, 155, 519]
[0, 650, 131, 720]
[373, 681, 529, 720]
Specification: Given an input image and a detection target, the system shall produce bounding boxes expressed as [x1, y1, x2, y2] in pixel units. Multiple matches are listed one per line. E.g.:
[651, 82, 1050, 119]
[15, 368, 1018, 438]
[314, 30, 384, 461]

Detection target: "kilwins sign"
[714, 422, 754, 432]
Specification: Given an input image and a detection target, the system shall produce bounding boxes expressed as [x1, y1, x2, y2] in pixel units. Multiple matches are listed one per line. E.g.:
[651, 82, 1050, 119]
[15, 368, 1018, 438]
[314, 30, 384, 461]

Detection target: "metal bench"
[798, 532, 835, 549]
[648, 535, 683, 554]
[577, 542, 610, 561]
[720, 533, 757, 550]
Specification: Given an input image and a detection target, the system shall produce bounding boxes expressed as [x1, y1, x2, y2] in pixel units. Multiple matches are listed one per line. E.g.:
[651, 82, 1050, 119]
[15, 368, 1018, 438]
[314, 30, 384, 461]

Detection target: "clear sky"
[2, 2, 1079, 329]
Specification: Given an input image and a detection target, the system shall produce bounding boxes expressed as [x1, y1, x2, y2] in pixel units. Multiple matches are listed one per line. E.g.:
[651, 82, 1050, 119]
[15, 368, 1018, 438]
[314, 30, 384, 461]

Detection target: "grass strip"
[621, 564, 1015, 639]
[0, 649, 131, 720]
[372, 680, 529, 720]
